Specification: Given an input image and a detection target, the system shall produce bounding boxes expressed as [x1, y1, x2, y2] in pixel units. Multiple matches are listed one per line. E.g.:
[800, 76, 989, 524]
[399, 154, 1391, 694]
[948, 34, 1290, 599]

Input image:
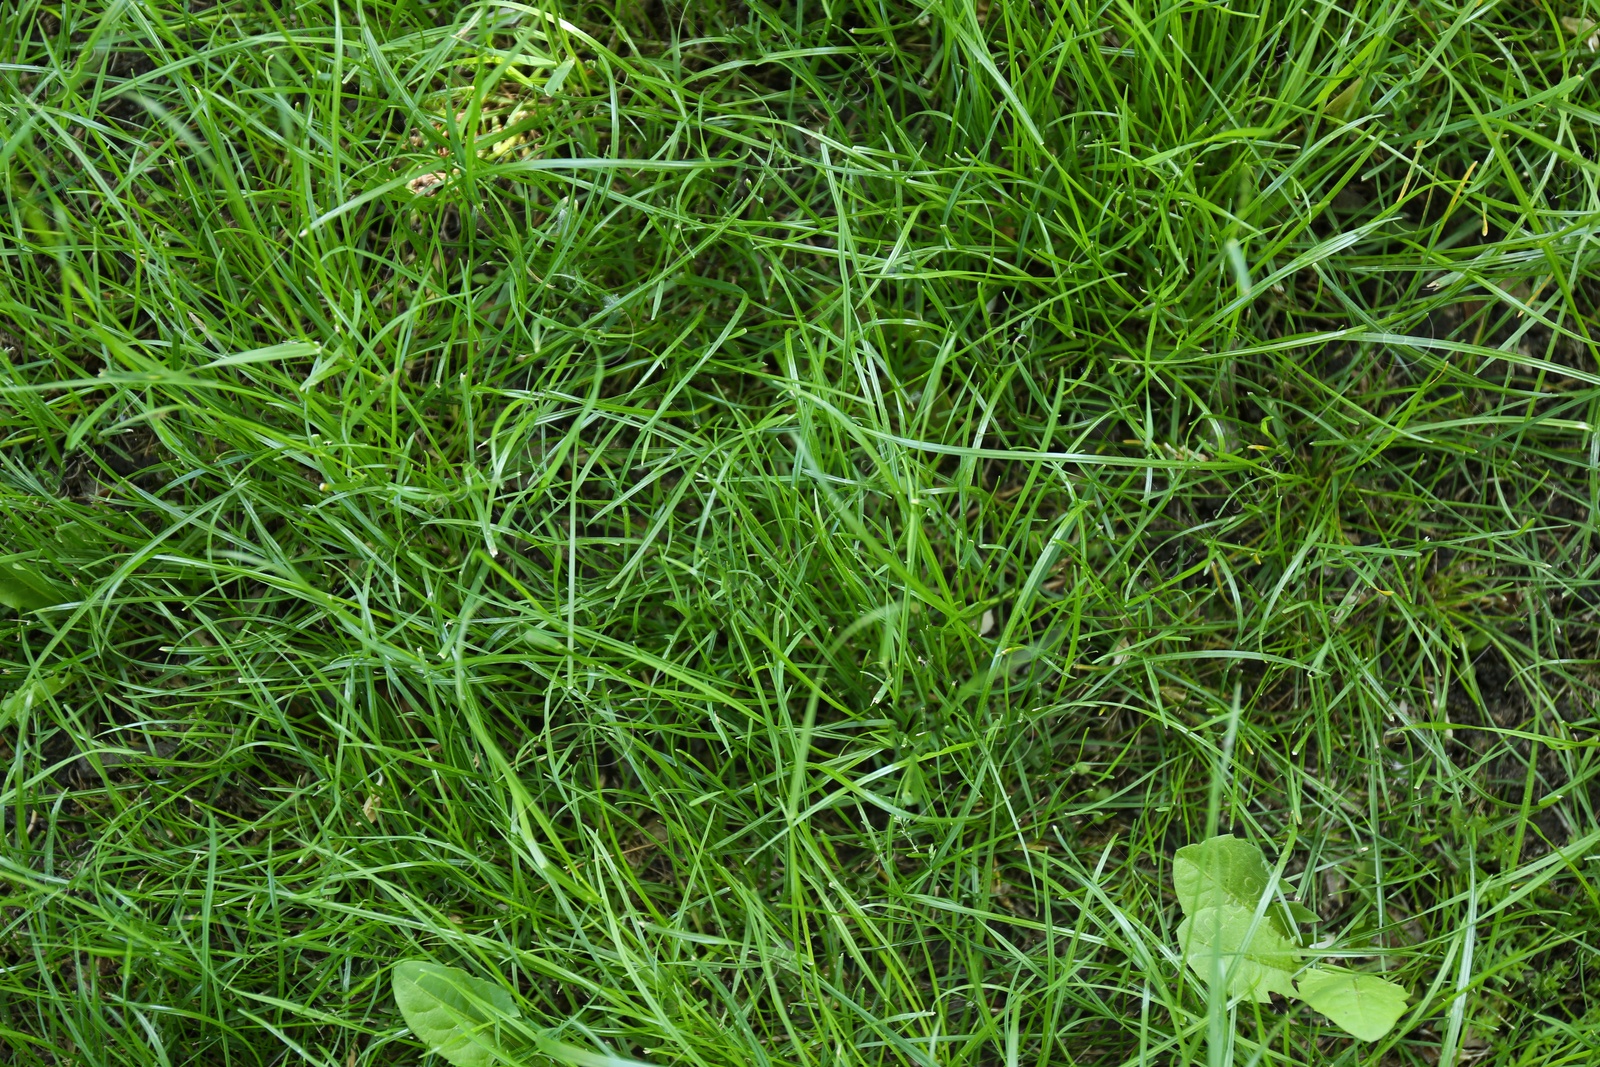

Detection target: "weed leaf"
[0, 672, 71, 726]
[393, 960, 520, 1067]
[1283, 901, 1320, 924]
[1173, 835, 1293, 932]
[1177, 904, 1300, 1003]
[1324, 79, 1364, 120]
[1296, 969, 1408, 1041]
[1173, 835, 1271, 914]
[0, 558, 71, 614]
[1174, 835, 1313, 945]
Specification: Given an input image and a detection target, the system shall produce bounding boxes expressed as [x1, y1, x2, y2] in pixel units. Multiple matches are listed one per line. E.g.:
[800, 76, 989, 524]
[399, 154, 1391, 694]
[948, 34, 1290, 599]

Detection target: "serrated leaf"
[1178, 904, 1301, 1003]
[1296, 968, 1408, 1041]
[393, 960, 520, 1067]
[0, 672, 71, 726]
[0, 558, 71, 614]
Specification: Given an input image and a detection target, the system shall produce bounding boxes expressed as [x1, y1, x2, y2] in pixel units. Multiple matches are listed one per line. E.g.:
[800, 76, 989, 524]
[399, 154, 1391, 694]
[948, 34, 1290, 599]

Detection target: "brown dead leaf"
[1561, 16, 1599, 51]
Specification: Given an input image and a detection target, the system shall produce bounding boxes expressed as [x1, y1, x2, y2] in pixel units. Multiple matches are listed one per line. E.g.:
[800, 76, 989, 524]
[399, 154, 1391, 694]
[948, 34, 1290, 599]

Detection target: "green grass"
[3, 0, 1600, 1063]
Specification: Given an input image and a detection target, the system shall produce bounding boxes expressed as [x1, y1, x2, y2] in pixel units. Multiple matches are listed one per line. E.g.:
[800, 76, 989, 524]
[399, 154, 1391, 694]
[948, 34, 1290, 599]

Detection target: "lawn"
[3, 0, 1600, 1064]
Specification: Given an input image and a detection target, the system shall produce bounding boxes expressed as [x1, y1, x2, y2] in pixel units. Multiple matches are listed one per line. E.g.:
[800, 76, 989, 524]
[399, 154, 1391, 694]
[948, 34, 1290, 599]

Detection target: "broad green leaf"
[1324, 79, 1364, 121]
[1174, 835, 1313, 948]
[1177, 904, 1300, 1003]
[1283, 901, 1320, 925]
[0, 558, 71, 614]
[1173, 835, 1271, 915]
[393, 960, 520, 1067]
[0, 672, 71, 726]
[1173, 835, 1292, 932]
[1296, 968, 1408, 1041]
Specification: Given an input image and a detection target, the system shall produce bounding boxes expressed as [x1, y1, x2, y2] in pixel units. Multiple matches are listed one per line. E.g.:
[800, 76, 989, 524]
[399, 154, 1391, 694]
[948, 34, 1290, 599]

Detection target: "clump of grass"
[2, 0, 1599, 1064]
